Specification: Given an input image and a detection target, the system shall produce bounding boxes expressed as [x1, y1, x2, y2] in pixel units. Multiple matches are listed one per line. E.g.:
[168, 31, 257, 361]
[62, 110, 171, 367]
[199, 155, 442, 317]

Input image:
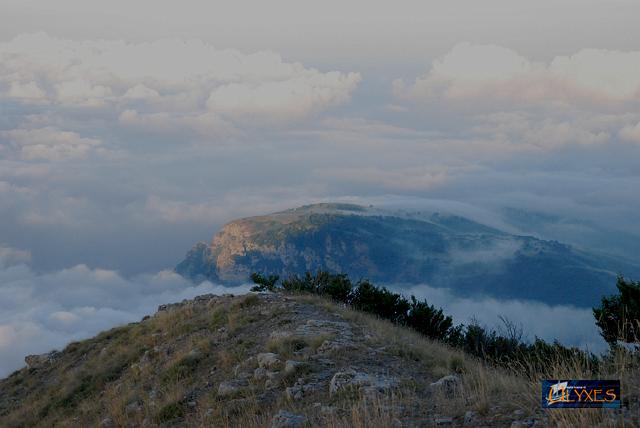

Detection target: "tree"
[405, 296, 457, 341]
[593, 276, 640, 347]
[250, 272, 280, 292]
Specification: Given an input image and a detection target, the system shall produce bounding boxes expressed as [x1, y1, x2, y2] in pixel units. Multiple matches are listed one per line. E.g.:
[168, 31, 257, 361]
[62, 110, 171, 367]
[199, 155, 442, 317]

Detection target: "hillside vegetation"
[1, 287, 638, 427]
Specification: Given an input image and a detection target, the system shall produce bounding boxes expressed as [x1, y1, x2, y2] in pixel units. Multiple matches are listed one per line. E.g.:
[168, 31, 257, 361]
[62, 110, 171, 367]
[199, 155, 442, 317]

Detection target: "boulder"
[100, 417, 114, 428]
[254, 367, 268, 381]
[435, 417, 453, 425]
[464, 410, 476, 424]
[25, 351, 61, 369]
[329, 369, 398, 397]
[257, 353, 281, 369]
[429, 374, 461, 396]
[284, 360, 307, 375]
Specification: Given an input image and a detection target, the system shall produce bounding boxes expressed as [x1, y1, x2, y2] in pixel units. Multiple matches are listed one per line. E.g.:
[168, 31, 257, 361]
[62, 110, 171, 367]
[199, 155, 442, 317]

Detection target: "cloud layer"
[0, 247, 250, 377]
[0, 33, 360, 126]
[0, 241, 607, 378]
[395, 43, 640, 106]
[403, 283, 606, 353]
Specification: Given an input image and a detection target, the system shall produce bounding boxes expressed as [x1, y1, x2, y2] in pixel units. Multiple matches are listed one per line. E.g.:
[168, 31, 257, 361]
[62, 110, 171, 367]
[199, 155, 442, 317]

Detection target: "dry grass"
[297, 293, 640, 427]
[0, 292, 637, 427]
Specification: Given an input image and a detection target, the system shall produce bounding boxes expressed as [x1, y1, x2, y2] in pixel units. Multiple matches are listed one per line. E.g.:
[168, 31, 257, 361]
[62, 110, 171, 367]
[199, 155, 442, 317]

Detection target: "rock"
[329, 369, 398, 397]
[218, 380, 246, 397]
[284, 360, 306, 375]
[125, 401, 142, 415]
[429, 374, 461, 396]
[271, 410, 307, 428]
[194, 294, 215, 302]
[257, 353, 281, 369]
[285, 386, 303, 401]
[100, 417, 114, 428]
[265, 371, 281, 389]
[234, 356, 256, 376]
[25, 351, 61, 369]
[464, 410, 476, 424]
[254, 367, 268, 381]
[435, 417, 453, 425]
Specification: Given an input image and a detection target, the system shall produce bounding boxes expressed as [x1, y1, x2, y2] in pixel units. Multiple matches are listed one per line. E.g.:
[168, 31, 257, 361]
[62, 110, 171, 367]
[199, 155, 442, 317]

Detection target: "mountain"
[0, 293, 554, 427]
[176, 203, 640, 307]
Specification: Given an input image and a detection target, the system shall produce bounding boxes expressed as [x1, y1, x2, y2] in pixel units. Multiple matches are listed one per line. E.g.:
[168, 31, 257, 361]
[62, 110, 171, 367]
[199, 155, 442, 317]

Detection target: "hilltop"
[2, 291, 638, 427]
[176, 203, 639, 307]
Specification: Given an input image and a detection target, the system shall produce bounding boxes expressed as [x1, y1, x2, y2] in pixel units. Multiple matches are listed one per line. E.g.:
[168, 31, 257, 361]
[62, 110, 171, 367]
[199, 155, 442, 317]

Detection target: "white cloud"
[0, 127, 102, 161]
[619, 122, 640, 144]
[314, 166, 449, 191]
[395, 43, 640, 106]
[402, 283, 606, 353]
[0, 261, 251, 377]
[0, 33, 360, 127]
[206, 72, 361, 119]
[7, 81, 46, 101]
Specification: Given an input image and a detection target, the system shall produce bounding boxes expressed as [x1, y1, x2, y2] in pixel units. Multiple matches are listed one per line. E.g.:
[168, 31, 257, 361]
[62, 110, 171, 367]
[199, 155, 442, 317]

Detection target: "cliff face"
[175, 203, 639, 307]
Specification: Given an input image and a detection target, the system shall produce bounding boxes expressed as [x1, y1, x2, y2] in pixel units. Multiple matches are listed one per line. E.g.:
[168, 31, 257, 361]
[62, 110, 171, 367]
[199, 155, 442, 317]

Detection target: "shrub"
[249, 273, 279, 292]
[593, 276, 640, 347]
[251, 269, 614, 374]
[281, 270, 353, 302]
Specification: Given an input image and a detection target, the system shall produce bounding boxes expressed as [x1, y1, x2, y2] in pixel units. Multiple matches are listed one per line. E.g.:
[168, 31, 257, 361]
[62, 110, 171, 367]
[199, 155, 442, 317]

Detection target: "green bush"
[593, 276, 640, 347]
[249, 273, 280, 292]
[251, 269, 609, 374]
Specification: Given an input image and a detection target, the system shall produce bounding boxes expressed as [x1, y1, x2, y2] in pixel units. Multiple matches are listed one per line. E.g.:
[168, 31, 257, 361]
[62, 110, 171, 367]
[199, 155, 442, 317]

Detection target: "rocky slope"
[0, 293, 595, 427]
[176, 203, 639, 307]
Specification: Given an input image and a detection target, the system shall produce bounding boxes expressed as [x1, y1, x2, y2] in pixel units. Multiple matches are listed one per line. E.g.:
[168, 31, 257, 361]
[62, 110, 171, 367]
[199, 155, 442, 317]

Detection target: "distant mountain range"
[176, 203, 640, 307]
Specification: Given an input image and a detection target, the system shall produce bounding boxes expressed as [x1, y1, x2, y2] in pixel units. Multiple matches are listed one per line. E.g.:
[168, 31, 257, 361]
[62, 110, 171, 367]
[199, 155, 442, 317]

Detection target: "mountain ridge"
[176, 203, 640, 307]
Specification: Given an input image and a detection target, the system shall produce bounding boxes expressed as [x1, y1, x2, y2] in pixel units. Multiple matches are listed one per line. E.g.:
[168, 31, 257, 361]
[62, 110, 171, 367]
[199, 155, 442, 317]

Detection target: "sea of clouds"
[0, 241, 607, 378]
[0, 246, 250, 377]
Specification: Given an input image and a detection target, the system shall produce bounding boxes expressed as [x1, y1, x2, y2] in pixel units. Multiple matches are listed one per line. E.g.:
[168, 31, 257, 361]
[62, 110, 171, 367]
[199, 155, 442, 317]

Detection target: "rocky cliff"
[176, 203, 639, 307]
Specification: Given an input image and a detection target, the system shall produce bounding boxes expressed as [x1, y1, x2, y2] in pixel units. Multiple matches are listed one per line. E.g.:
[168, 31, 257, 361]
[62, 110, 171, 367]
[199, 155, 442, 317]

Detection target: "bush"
[349, 280, 410, 324]
[405, 296, 459, 341]
[250, 273, 279, 292]
[593, 276, 640, 347]
[281, 270, 352, 302]
[251, 269, 609, 374]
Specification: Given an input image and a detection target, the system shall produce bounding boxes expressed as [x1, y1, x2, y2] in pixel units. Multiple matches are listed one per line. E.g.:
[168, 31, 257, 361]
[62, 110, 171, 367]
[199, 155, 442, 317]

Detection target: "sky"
[0, 0, 639, 375]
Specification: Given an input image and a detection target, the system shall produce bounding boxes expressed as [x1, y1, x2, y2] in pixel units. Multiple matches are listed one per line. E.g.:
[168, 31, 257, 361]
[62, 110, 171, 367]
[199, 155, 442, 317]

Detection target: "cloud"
[0, 244, 31, 267]
[401, 283, 606, 353]
[314, 166, 449, 191]
[0, 33, 361, 127]
[619, 122, 640, 144]
[0, 127, 102, 160]
[206, 72, 361, 120]
[395, 43, 640, 107]
[7, 81, 46, 101]
[0, 261, 250, 377]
